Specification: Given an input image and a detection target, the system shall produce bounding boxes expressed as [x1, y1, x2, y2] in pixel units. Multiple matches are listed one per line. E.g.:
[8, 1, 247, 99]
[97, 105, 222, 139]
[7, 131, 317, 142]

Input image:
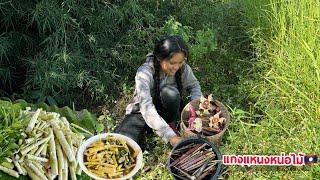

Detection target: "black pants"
[114, 85, 181, 148]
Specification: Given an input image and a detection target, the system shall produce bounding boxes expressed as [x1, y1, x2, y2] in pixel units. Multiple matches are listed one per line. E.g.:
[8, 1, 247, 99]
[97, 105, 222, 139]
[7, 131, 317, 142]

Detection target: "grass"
[218, 0, 320, 178]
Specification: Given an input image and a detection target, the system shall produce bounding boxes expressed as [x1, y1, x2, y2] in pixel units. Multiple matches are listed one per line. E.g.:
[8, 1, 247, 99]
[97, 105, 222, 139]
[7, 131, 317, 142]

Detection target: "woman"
[115, 35, 202, 147]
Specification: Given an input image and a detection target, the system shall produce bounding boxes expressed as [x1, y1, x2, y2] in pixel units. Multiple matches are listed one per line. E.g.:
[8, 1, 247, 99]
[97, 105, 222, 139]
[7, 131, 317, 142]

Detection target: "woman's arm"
[181, 63, 203, 100]
[135, 67, 177, 143]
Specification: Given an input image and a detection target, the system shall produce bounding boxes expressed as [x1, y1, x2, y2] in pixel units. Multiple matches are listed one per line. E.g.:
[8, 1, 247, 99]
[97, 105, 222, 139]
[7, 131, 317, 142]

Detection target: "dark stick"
[174, 166, 196, 180]
[170, 171, 187, 180]
[182, 153, 214, 171]
[169, 144, 204, 167]
[179, 151, 213, 169]
[203, 160, 221, 172]
[173, 143, 194, 152]
[171, 143, 195, 155]
[177, 151, 203, 168]
[194, 158, 211, 177]
[196, 168, 215, 180]
[196, 161, 220, 180]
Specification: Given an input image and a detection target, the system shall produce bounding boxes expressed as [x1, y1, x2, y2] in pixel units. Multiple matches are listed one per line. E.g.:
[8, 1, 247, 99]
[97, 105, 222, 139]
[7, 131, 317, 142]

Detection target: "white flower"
[193, 118, 202, 132]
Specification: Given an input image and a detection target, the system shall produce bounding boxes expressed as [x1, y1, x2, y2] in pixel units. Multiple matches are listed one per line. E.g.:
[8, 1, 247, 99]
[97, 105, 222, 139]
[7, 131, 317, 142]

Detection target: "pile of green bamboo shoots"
[0, 108, 93, 180]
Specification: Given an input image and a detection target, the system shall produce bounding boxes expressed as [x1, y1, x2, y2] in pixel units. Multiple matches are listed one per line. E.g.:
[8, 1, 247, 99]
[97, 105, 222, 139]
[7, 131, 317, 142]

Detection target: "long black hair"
[153, 35, 189, 110]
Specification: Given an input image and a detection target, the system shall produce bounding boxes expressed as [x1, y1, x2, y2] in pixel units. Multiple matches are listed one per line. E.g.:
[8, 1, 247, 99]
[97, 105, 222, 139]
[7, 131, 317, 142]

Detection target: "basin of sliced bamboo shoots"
[77, 133, 143, 180]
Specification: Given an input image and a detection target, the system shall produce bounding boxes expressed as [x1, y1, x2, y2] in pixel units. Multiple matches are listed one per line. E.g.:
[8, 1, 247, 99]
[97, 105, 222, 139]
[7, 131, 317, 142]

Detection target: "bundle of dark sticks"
[169, 143, 219, 180]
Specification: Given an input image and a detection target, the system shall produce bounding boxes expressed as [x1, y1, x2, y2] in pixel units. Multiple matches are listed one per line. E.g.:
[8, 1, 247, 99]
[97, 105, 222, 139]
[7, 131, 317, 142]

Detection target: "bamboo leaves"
[0, 100, 29, 164]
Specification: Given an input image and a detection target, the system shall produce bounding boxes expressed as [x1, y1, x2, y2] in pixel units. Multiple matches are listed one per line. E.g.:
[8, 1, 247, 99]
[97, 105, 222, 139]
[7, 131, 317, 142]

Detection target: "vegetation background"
[0, 0, 319, 179]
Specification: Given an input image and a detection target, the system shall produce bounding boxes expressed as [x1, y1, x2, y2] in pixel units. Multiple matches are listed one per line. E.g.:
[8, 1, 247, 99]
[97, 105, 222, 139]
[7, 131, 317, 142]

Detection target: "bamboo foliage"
[0, 0, 226, 108]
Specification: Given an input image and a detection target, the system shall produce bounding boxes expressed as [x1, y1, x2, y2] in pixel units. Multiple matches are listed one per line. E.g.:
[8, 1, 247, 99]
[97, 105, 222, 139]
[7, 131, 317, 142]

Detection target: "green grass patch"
[220, 0, 320, 178]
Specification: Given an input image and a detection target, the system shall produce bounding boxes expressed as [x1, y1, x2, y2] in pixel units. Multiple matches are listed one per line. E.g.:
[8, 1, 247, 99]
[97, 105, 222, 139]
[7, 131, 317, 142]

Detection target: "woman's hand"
[169, 135, 183, 146]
